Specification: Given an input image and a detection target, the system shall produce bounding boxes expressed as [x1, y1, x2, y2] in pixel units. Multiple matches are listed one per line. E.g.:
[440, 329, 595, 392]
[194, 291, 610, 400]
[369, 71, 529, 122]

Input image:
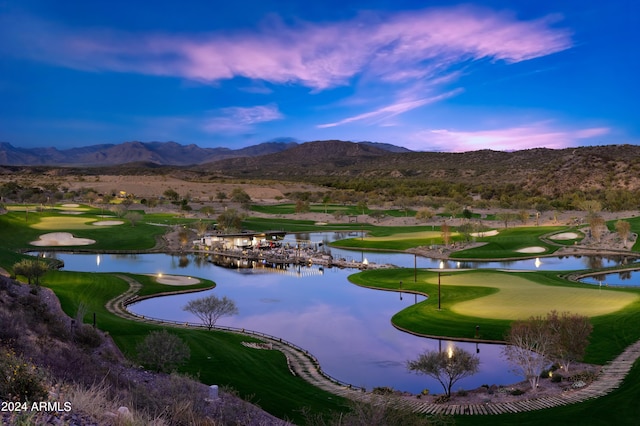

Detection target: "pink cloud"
[317, 88, 463, 128]
[412, 122, 610, 151]
[1, 6, 572, 90]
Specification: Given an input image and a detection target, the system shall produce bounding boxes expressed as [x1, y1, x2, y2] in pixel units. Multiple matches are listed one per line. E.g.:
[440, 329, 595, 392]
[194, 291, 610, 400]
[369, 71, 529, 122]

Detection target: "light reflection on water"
[45, 233, 636, 394]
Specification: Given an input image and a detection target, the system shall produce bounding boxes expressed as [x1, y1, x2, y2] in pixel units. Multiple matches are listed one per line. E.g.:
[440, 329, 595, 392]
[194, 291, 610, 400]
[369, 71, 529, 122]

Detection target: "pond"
[580, 269, 640, 287]
[44, 232, 633, 394]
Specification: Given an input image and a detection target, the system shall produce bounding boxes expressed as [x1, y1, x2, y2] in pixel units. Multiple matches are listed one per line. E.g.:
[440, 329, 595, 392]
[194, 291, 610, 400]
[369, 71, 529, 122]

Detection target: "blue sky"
[0, 0, 638, 151]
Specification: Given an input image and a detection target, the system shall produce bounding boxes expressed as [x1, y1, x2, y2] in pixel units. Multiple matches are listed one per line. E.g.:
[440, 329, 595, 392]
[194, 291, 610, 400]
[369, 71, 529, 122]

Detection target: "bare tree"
[183, 295, 239, 330]
[415, 208, 434, 223]
[124, 211, 143, 227]
[496, 212, 517, 228]
[194, 220, 209, 237]
[440, 222, 451, 246]
[407, 347, 480, 397]
[503, 316, 555, 391]
[588, 214, 606, 242]
[615, 220, 631, 247]
[216, 208, 244, 232]
[518, 210, 529, 225]
[547, 311, 593, 373]
[110, 204, 128, 218]
[136, 330, 190, 373]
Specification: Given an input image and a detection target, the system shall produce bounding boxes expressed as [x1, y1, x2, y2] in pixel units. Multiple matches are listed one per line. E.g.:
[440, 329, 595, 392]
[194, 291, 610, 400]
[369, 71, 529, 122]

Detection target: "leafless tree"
[546, 311, 593, 373]
[183, 295, 239, 330]
[124, 211, 143, 227]
[441, 222, 451, 246]
[407, 347, 480, 397]
[503, 316, 554, 391]
[615, 220, 632, 247]
[588, 215, 606, 242]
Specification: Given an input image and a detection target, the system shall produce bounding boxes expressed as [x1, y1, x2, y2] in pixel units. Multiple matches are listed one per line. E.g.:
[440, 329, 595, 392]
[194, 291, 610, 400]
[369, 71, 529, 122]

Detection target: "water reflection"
[581, 269, 640, 287]
[41, 232, 638, 394]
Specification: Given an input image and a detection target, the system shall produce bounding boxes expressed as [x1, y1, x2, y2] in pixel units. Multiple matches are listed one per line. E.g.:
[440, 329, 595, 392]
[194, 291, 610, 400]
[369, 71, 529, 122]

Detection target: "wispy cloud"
[0, 6, 572, 90]
[202, 104, 283, 133]
[317, 89, 462, 128]
[412, 122, 610, 151]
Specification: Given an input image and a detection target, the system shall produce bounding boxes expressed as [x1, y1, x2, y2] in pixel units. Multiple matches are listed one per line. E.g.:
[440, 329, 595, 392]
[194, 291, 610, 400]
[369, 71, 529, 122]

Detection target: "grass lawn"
[31, 216, 104, 230]
[0, 210, 168, 252]
[42, 270, 349, 423]
[455, 359, 640, 426]
[451, 226, 566, 259]
[442, 271, 637, 320]
[349, 268, 640, 364]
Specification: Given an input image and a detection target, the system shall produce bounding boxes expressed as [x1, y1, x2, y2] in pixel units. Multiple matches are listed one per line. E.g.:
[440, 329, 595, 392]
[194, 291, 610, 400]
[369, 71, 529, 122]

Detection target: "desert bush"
[0, 348, 48, 402]
[433, 394, 450, 404]
[372, 386, 395, 395]
[551, 373, 563, 383]
[510, 388, 525, 396]
[74, 324, 103, 349]
[129, 373, 209, 425]
[568, 370, 598, 384]
[136, 330, 190, 373]
[302, 395, 443, 426]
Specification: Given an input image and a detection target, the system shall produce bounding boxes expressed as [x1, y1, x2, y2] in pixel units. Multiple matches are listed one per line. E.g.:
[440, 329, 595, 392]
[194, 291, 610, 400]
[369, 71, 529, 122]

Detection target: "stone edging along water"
[107, 275, 640, 416]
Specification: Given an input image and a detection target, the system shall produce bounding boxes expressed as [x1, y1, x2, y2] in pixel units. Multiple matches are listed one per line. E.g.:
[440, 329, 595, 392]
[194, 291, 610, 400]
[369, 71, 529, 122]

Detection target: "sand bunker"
[470, 230, 499, 237]
[61, 203, 80, 208]
[549, 232, 581, 240]
[152, 274, 201, 286]
[30, 232, 96, 246]
[59, 211, 84, 215]
[516, 246, 547, 254]
[92, 220, 124, 226]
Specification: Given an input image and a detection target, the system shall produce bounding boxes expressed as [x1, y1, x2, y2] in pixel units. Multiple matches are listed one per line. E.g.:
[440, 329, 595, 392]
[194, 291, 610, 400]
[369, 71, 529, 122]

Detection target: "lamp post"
[438, 271, 441, 310]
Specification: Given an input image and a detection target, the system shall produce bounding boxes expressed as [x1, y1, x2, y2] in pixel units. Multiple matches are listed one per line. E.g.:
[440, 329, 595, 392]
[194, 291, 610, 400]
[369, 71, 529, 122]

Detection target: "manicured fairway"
[363, 230, 443, 241]
[440, 271, 638, 319]
[31, 216, 99, 230]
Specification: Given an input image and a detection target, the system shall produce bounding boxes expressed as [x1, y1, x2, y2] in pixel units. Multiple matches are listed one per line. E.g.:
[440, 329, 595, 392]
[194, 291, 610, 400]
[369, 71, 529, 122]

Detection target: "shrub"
[372, 386, 395, 395]
[551, 373, 563, 383]
[136, 330, 190, 373]
[456, 389, 468, 397]
[510, 388, 525, 396]
[130, 373, 209, 424]
[569, 370, 598, 384]
[433, 394, 450, 404]
[74, 324, 103, 349]
[0, 348, 48, 402]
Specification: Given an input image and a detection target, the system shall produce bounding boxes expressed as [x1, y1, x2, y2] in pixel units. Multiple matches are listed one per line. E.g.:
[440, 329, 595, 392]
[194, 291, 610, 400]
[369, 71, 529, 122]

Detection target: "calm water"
[581, 270, 640, 287]
[44, 233, 635, 394]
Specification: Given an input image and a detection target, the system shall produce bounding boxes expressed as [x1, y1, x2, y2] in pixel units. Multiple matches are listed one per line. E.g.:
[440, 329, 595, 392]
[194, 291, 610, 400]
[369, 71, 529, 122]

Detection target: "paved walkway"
[107, 275, 640, 416]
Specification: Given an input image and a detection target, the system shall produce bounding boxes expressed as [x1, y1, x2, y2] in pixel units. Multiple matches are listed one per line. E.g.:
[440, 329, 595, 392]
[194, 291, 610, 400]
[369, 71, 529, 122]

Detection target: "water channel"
[45, 232, 638, 394]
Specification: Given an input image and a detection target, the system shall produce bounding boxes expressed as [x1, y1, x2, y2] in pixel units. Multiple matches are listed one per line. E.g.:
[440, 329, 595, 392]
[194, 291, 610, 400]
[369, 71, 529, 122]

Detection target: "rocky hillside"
[202, 142, 640, 198]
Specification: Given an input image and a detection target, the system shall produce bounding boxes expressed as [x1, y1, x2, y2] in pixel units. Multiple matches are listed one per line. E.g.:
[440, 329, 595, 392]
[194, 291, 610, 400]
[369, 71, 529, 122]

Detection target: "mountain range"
[0, 140, 409, 167]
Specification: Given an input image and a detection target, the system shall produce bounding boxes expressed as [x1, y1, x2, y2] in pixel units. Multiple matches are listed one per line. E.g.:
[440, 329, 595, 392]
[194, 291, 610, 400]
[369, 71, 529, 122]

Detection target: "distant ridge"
[0, 140, 406, 166]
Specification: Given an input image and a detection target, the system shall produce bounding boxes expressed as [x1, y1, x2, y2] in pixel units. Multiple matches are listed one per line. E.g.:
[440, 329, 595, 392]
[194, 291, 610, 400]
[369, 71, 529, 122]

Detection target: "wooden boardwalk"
[108, 275, 640, 416]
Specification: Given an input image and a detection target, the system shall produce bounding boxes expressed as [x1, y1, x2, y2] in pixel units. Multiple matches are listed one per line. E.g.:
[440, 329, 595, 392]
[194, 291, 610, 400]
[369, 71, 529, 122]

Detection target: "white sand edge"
[30, 232, 96, 246]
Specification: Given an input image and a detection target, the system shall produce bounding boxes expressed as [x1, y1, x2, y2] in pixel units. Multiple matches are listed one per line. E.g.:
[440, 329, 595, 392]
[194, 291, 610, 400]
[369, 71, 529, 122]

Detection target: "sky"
[0, 0, 638, 152]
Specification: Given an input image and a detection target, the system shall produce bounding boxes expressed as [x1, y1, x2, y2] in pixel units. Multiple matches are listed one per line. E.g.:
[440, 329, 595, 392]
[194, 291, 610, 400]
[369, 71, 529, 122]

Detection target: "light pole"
[438, 271, 441, 310]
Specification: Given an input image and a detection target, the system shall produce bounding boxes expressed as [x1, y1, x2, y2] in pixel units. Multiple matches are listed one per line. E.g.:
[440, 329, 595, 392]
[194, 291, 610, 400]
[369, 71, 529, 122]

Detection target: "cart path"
[107, 275, 640, 416]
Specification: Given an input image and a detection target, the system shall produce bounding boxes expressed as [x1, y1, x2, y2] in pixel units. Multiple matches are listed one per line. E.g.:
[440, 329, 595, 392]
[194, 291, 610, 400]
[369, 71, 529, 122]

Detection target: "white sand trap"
[152, 274, 200, 286]
[92, 220, 124, 226]
[30, 232, 96, 246]
[471, 230, 499, 237]
[549, 232, 580, 240]
[516, 246, 547, 253]
[61, 203, 80, 208]
[60, 211, 84, 215]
